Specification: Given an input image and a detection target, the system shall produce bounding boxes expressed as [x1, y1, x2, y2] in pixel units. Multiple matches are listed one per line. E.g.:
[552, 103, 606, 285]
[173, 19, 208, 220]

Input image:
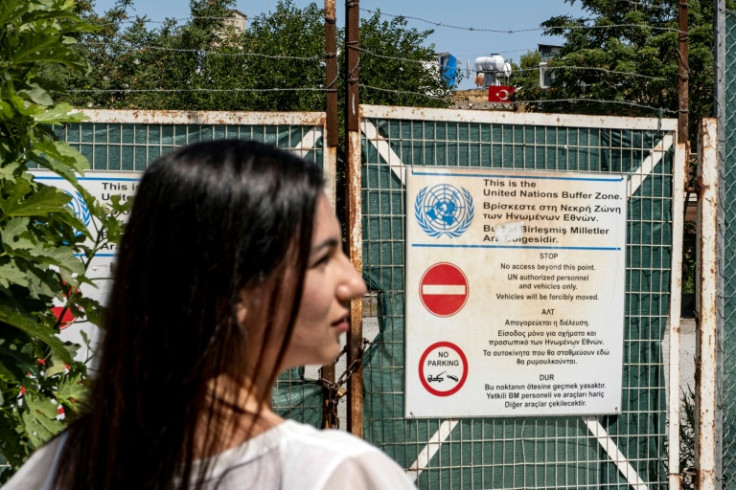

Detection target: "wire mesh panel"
[56, 109, 329, 427]
[359, 105, 679, 489]
[722, 10, 736, 488]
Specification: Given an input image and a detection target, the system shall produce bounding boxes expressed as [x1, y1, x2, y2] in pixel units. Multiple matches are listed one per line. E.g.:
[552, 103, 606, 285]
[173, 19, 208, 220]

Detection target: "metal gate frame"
[351, 104, 684, 489]
[66, 109, 333, 198]
[57, 109, 335, 426]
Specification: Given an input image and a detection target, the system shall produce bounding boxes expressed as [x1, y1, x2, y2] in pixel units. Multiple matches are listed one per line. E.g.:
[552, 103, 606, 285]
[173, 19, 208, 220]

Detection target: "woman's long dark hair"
[54, 140, 324, 489]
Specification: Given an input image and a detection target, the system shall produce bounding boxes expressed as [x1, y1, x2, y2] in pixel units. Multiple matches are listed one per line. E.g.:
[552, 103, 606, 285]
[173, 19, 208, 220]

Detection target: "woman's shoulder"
[278, 420, 380, 457]
[2, 433, 67, 490]
[277, 421, 417, 489]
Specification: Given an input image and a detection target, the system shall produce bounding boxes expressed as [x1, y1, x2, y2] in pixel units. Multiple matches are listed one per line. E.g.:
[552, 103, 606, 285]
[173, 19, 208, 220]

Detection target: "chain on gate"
[319, 338, 370, 429]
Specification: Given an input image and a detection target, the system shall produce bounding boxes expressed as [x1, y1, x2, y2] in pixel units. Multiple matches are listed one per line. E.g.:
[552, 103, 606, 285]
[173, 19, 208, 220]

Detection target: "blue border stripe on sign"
[411, 171, 624, 182]
[35, 176, 139, 182]
[412, 244, 622, 251]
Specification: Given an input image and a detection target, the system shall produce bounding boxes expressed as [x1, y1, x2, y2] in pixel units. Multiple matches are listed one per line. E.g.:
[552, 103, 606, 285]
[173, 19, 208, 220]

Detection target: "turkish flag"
[488, 85, 515, 102]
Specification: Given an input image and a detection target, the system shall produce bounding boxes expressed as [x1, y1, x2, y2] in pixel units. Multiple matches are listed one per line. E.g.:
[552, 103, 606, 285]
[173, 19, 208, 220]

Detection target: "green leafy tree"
[221, 0, 327, 111]
[515, 0, 726, 144]
[509, 50, 542, 109]
[358, 10, 455, 107]
[65, 0, 453, 111]
[65, 0, 176, 109]
[0, 0, 128, 480]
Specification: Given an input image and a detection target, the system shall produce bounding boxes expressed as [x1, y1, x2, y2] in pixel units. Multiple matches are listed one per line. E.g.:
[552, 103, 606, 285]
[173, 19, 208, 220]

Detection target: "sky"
[90, 0, 586, 90]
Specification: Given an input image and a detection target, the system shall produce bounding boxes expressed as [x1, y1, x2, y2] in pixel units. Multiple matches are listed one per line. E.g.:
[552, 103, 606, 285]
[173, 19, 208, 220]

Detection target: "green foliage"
[0, 0, 129, 481]
[682, 220, 696, 295]
[515, 0, 729, 145]
[358, 10, 455, 107]
[510, 50, 542, 107]
[64, 0, 453, 111]
[679, 386, 696, 489]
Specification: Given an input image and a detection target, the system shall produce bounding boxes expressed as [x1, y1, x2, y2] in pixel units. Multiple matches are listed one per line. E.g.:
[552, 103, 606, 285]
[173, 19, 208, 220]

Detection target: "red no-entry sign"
[419, 262, 469, 317]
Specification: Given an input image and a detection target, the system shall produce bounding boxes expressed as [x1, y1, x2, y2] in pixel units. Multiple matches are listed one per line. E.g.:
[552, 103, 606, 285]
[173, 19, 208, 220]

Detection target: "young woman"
[5, 140, 416, 489]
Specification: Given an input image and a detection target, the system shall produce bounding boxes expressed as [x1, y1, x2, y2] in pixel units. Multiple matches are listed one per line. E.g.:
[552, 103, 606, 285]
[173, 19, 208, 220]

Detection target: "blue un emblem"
[415, 183, 474, 238]
[65, 190, 91, 236]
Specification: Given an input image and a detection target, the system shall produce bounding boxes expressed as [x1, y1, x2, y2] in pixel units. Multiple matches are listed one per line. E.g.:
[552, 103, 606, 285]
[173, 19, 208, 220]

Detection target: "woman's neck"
[196, 376, 285, 457]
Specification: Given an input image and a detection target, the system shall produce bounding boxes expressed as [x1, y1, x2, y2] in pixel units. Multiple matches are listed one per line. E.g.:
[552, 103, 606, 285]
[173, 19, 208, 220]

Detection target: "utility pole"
[344, 0, 363, 438]
[678, 1, 690, 186]
[670, 6, 688, 486]
[325, 0, 338, 151]
[321, 0, 339, 429]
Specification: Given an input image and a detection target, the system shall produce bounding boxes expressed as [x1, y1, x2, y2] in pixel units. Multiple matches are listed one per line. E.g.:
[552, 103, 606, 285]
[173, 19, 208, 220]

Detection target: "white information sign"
[33, 171, 140, 362]
[405, 168, 627, 418]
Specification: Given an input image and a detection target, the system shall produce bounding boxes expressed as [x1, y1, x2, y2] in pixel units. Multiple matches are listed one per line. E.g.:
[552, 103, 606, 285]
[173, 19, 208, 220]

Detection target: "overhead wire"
[69, 87, 329, 94]
[359, 7, 680, 34]
[79, 41, 322, 62]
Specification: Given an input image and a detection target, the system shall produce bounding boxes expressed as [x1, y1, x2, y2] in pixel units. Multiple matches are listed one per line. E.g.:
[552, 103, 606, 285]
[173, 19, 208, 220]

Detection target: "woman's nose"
[337, 254, 367, 301]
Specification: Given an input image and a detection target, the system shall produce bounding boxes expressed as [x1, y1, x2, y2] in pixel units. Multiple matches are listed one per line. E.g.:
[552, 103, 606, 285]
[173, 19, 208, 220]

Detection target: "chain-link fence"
[720, 8, 736, 489]
[359, 105, 682, 489]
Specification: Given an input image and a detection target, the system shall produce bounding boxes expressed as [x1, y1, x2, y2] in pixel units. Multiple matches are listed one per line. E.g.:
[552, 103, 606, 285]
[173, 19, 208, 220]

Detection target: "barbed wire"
[360, 83, 450, 100]
[356, 46, 668, 81]
[90, 16, 232, 27]
[356, 46, 428, 66]
[88, 7, 681, 36]
[78, 40, 673, 82]
[359, 7, 543, 34]
[65, 81, 676, 122]
[513, 65, 667, 80]
[79, 38, 537, 69]
[73, 5, 681, 116]
[68, 87, 330, 94]
[79, 41, 322, 62]
[513, 98, 677, 114]
[618, 0, 674, 10]
[360, 7, 680, 34]
[360, 83, 675, 114]
[77, 39, 669, 85]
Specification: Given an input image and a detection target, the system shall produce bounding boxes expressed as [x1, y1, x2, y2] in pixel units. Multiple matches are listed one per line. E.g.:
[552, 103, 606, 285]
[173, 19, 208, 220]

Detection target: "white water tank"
[474, 54, 510, 88]
[474, 54, 505, 73]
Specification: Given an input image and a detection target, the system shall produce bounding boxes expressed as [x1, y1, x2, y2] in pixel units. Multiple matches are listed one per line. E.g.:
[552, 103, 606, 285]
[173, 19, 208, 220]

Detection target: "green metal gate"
[358, 105, 683, 489]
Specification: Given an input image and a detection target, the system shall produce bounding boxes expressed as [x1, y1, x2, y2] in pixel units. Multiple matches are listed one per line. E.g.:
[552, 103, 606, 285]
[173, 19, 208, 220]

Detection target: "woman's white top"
[3, 420, 417, 489]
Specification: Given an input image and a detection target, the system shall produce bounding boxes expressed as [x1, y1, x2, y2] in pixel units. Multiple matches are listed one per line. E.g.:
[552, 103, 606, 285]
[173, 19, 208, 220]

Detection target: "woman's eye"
[312, 254, 330, 268]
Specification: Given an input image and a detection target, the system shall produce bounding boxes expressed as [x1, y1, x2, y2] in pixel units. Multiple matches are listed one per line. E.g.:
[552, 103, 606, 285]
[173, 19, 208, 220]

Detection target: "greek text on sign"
[405, 167, 626, 418]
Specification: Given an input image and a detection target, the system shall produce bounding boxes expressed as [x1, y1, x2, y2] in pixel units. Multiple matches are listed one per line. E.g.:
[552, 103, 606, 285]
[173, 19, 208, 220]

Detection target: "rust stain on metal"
[695, 118, 718, 490]
[76, 109, 326, 126]
[345, 120, 363, 436]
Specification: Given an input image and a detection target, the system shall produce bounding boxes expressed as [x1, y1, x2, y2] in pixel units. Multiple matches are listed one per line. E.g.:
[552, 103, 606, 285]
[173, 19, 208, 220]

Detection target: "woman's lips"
[331, 315, 349, 332]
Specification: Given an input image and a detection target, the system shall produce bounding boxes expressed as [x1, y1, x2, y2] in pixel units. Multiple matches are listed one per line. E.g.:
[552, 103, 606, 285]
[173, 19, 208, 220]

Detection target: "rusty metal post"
[668, 5, 689, 486]
[325, 0, 338, 150]
[321, 0, 339, 429]
[695, 118, 718, 490]
[344, 0, 363, 437]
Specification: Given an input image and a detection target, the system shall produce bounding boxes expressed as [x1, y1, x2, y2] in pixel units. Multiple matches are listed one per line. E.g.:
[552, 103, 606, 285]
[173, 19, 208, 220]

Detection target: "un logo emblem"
[65, 190, 91, 237]
[415, 184, 474, 238]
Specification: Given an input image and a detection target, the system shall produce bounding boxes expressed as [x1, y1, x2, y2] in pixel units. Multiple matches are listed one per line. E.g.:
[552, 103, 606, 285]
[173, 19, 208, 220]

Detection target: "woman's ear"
[236, 295, 248, 326]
